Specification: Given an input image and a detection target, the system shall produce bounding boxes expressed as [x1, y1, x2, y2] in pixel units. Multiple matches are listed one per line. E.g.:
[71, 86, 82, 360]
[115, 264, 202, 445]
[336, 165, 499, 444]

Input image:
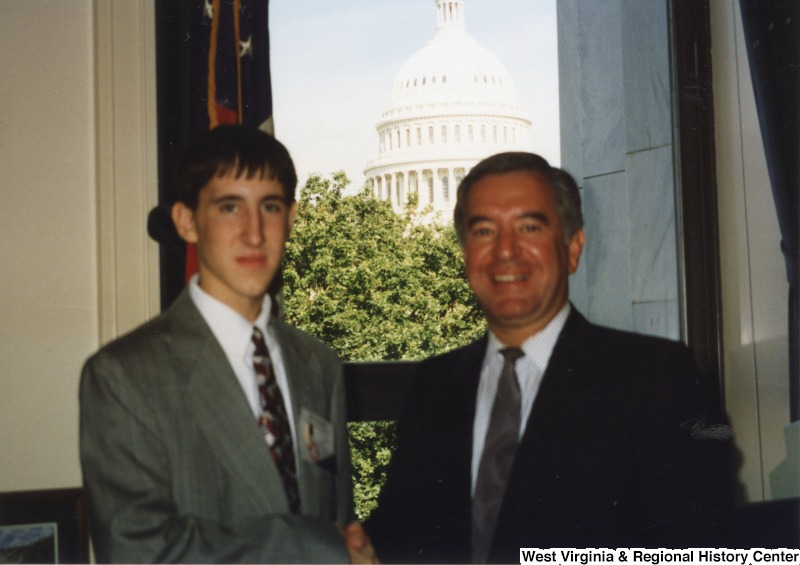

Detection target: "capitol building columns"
[364, 0, 532, 219]
[371, 163, 469, 214]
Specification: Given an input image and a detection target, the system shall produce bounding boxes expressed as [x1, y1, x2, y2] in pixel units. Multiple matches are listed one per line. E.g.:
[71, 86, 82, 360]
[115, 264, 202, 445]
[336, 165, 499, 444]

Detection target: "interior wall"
[0, 0, 158, 493]
[0, 0, 97, 492]
[711, 0, 794, 502]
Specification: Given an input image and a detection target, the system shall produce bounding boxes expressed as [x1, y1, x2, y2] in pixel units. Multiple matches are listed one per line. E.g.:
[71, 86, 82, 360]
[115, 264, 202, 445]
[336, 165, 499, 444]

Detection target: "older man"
[366, 152, 738, 563]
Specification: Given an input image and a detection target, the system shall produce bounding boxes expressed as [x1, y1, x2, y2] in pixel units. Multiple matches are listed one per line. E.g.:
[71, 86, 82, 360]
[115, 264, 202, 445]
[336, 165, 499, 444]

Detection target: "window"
[441, 125, 447, 143]
[155, 0, 729, 519]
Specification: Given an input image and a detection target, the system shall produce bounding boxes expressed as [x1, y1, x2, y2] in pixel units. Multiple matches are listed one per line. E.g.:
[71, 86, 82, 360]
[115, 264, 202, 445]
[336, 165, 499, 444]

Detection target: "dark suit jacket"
[79, 288, 353, 563]
[366, 308, 739, 563]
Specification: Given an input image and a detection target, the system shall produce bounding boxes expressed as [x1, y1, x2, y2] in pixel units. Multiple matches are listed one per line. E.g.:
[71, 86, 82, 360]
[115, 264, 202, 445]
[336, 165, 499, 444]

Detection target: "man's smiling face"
[461, 170, 585, 344]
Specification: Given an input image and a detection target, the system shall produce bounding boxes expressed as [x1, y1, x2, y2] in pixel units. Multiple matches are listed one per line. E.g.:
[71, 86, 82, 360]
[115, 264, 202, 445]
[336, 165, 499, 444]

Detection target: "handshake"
[342, 522, 380, 564]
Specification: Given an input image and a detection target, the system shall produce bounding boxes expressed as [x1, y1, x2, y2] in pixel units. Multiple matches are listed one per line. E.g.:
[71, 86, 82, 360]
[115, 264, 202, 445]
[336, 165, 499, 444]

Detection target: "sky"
[269, 0, 560, 191]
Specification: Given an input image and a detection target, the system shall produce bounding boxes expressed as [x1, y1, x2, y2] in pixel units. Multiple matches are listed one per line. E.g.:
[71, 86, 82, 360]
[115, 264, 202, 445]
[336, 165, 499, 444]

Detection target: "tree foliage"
[283, 172, 485, 519]
[284, 172, 484, 362]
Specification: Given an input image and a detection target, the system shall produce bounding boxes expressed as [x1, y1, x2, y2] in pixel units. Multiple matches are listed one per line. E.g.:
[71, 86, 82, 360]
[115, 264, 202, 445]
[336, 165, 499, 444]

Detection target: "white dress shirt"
[188, 275, 299, 453]
[470, 303, 571, 495]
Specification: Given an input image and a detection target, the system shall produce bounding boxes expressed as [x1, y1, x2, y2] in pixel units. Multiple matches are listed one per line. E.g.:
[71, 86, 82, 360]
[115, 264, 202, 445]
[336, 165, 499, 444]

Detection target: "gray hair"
[453, 152, 583, 244]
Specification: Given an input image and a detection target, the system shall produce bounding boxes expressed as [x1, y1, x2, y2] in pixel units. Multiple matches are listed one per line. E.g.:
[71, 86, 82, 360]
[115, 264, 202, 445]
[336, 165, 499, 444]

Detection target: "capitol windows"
[468, 124, 474, 143]
[428, 126, 434, 144]
[441, 175, 450, 203]
[492, 125, 497, 143]
[503, 126, 507, 143]
[417, 127, 422, 145]
[481, 124, 486, 143]
[397, 130, 401, 148]
[428, 175, 434, 204]
[406, 129, 411, 147]
[441, 125, 447, 143]
[455, 125, 461, 143]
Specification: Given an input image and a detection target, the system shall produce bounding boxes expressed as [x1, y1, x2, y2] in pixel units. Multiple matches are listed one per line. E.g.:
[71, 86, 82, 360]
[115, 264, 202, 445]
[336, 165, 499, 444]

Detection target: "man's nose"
[494, 228, 519, 259]
[243, 209, 265, 245]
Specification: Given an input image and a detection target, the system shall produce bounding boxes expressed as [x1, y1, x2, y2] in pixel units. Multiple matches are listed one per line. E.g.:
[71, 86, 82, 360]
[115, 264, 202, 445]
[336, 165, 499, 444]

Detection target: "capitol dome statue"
[364, 0, 532, 218]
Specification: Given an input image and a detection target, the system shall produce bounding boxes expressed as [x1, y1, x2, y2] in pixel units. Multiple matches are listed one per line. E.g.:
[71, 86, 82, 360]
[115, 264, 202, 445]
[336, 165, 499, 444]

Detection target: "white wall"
[711, 0, 795, 501]
[0, 0, 158, 493]
[0, 0, 96, 491]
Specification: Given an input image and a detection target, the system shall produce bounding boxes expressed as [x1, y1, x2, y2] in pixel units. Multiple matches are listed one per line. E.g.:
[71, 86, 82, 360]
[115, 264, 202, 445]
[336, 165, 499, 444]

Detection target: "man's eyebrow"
[260, 194, 288, 203]
[520, 211, 550, 224]
[209, 194, 243, 204]
[208, 193, 287, 204]
[467, 215, 492, 229]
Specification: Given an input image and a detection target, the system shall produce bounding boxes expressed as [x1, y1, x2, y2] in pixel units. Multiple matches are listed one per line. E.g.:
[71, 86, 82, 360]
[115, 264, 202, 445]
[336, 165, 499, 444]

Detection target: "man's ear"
[171, 202, 199, 244]
[567, 228, 586, 274]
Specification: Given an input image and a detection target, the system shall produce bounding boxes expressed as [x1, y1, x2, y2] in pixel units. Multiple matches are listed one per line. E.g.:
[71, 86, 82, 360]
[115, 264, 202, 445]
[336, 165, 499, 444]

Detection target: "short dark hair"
[453, 152, 583, 244]
[173, 125, 298, 209]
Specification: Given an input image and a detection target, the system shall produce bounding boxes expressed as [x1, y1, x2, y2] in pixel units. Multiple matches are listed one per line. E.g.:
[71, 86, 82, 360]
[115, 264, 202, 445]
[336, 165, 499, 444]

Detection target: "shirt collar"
[487, 302, 571, 372]
[188, 274, 272, 358]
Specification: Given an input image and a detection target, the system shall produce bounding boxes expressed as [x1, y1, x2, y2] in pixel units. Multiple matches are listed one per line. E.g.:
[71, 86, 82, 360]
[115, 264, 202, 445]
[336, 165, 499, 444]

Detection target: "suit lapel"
[168, 290, 289, 512]
[443, 337, 487, 508]
[270, 319, 329, 515]
[526, 307, 596, 426]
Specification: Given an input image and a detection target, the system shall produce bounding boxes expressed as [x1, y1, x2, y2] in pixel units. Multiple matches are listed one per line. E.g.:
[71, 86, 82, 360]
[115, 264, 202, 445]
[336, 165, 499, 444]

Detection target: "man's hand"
[339, 522, 380, 564]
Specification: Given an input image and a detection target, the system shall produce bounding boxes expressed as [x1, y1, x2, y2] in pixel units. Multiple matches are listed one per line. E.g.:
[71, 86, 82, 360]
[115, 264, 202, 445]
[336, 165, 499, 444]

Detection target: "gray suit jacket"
[79, 288, 353, 563]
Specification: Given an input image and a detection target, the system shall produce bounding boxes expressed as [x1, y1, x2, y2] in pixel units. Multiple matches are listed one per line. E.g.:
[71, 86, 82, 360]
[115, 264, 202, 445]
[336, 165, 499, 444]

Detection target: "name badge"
[299, 407, 335, 463]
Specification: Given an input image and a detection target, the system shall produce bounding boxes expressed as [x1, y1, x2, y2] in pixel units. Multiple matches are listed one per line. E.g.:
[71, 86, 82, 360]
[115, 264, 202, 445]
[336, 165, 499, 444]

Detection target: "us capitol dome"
[364, 0, 532, 218]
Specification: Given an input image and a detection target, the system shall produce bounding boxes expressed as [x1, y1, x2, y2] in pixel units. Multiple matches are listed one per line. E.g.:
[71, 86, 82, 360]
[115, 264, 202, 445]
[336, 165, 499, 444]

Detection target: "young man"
[80, 126, 374, 563]
[366, 152, 739, 562]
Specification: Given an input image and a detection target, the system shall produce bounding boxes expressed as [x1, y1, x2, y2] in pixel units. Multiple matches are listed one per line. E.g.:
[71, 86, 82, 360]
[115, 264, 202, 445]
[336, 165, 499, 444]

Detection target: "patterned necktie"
[472, 346, 525, 563]
[252, 327, 300, 513]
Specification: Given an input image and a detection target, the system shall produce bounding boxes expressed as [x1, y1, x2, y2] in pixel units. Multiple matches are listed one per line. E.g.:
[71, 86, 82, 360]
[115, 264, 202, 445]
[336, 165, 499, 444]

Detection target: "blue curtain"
[739, 0, 799, 421]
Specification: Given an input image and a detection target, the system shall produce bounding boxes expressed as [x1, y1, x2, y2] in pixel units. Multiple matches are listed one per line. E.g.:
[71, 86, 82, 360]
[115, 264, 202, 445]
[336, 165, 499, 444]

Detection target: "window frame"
[152, 0, 722, 421]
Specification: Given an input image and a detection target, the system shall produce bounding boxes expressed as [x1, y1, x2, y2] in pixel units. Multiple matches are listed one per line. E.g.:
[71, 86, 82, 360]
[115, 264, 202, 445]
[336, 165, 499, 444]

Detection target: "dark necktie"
[472, 346, 525, 563]
[252, 327, 300, 513]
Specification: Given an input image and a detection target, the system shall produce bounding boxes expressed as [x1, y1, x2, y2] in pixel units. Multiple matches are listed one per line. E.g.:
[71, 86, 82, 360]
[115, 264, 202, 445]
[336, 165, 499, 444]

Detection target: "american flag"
[184, 0, 274, 278]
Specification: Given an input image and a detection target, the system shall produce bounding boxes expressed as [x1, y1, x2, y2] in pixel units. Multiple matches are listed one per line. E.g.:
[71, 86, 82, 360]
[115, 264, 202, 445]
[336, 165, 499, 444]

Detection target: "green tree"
[283, 172, 484, 519]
